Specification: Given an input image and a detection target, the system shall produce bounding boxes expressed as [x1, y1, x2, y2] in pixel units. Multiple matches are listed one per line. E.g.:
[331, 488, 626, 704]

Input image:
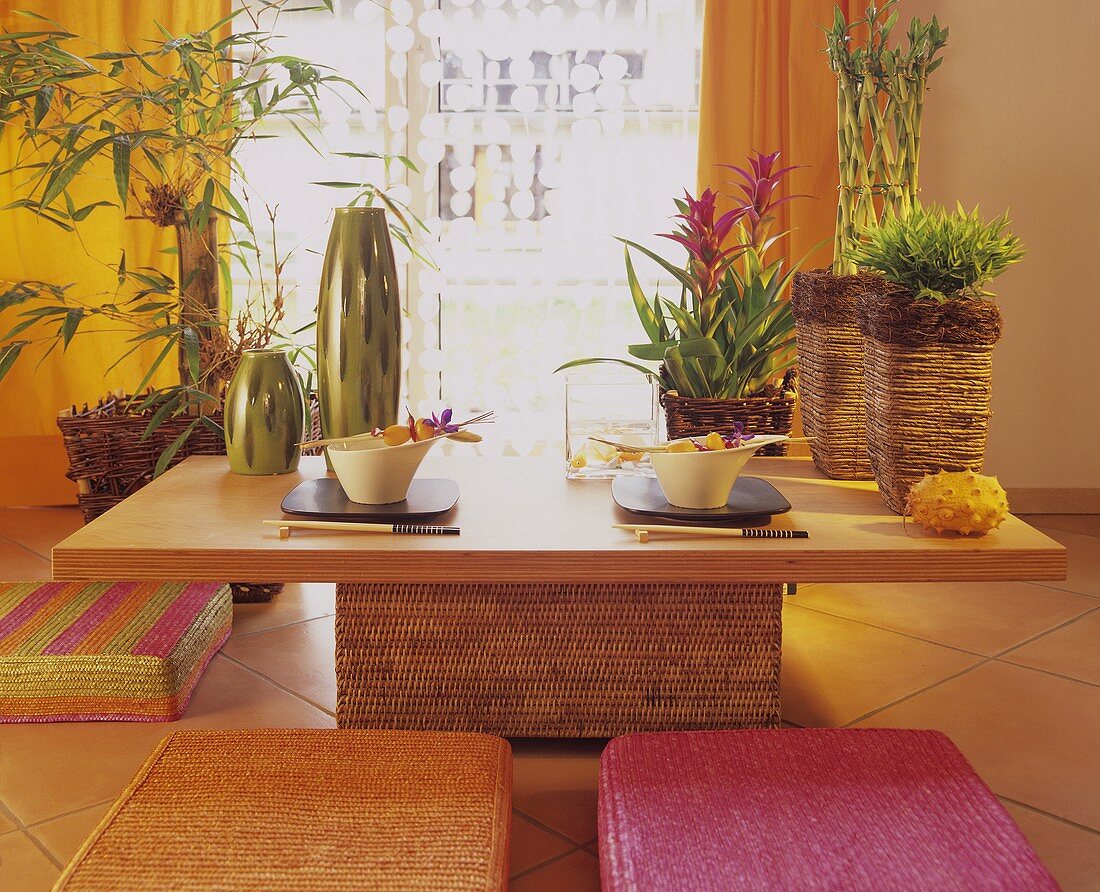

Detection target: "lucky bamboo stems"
[827, 2, 948, 275]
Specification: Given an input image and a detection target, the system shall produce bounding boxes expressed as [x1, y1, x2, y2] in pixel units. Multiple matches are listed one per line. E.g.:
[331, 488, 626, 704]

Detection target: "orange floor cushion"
[55, 729, 512, 891]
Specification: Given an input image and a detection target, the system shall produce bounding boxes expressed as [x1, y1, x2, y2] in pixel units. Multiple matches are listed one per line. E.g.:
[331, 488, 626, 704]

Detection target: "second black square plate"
[611, 475, 790, 523]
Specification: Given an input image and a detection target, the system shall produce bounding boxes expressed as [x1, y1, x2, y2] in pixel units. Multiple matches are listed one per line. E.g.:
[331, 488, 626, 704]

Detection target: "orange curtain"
[697, 0, 864, 271]
[0, 0, 229, 506]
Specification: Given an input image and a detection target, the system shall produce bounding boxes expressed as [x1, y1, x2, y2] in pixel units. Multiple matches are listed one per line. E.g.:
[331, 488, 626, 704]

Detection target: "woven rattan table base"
[336, 582, 783, 736]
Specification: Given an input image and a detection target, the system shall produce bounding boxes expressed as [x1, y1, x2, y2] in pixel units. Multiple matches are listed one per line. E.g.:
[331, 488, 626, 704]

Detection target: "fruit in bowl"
[648, 424, 788, 509]
[325, 409, 489, 505]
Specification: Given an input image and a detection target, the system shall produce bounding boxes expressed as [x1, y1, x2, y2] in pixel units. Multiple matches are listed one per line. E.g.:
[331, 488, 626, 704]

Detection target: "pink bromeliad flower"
[720, 150, 809, 249]
[657, 188, 748, 300]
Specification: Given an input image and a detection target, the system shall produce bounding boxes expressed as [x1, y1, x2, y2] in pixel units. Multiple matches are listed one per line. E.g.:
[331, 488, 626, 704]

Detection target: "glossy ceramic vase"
[224, 349, 306, 476]
[316, 207, 402, 462]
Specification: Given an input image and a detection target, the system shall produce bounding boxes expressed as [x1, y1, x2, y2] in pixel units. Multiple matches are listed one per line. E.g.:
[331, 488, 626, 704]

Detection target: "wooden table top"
[52, 455, 1066, 585]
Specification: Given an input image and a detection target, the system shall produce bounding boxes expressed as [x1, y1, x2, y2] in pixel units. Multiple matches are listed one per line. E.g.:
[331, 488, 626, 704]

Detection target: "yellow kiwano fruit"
[704, 432, 726, 451]
[666, 440, 696, 453]
[382, 424, 411, 446]
[906, 470, 1009, 536]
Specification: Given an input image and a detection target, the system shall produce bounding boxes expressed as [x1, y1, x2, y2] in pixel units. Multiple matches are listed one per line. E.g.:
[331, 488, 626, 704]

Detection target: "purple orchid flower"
[425, 408, 460, 434]
[723, 421, 756, 448]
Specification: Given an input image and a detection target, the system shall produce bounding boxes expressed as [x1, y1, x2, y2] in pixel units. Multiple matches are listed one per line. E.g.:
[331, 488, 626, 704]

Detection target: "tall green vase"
[224, 348, 306, 476]
[316, 207, 402, 457]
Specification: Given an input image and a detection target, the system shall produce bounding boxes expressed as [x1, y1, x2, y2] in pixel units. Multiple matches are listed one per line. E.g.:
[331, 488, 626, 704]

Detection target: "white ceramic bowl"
[327, 435, 444, 505]
[648, 435, 789, 509]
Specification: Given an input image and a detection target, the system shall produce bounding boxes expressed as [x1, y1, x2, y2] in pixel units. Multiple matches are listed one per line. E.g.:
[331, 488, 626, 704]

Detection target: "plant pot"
[224, 348, 306, 476]
[660, 370, 796, 457]
[790, 268, 884, 480]
[317, 207, 402, 465]
[857, 288, 1003, 514]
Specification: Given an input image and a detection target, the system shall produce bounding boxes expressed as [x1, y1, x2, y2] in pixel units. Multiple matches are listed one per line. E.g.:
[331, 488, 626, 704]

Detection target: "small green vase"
[224, 348, 306, 476]
[316, 207, 402, 459]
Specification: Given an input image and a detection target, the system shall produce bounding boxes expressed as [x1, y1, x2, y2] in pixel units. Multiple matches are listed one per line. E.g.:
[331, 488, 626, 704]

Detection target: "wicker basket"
[57, 394, 322, 603]
[858, 289, 1003, 514]
[661, 369, 796, 457]
[336, 581, 783, 736]
[790, 269, 885, 479]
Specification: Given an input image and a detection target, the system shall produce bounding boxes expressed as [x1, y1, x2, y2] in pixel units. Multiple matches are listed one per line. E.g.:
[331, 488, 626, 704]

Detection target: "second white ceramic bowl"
[649, 435, 789, 509]
[327, 435, 443, 504]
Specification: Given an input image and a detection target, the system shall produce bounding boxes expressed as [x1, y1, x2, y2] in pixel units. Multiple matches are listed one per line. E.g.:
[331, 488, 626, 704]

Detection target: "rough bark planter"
[661, 369, 797, 457]
[857, 289, 1003, 514]
[790, 269, 884, 480]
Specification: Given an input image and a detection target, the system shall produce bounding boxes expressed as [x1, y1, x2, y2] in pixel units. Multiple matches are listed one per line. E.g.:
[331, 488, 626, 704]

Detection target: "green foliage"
[0, 2, 420, 472]
[825, 1, 949, 273]
[848, 202, 1025, 302]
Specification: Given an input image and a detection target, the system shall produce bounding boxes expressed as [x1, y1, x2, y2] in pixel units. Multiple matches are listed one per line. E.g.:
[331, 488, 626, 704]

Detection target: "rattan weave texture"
[336, 581, 783, 736]
[791, 269, 884, 480]
[598, 728, 1057, 891]
[0, 581, 230, 722]
[55, 729, 512, 891]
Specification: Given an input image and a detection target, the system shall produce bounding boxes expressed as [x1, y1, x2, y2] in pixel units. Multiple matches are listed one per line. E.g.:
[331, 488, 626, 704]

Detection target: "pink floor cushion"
[0, 581, 231, 722]
[599, 728, 1057, 891]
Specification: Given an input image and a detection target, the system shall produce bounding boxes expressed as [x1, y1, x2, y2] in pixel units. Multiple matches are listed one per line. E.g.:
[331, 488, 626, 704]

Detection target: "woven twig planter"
[661, 370, 796, 457]
[58, 394, 322, 603]
[791, 269, 885, 479]
[858, 289, 1003, 514]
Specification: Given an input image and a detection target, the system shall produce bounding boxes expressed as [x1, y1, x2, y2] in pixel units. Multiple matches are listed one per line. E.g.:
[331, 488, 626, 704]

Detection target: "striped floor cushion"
[56, 729, 512, 891]
[0, 581, 231, 722]
[599, 728, 1057, 891]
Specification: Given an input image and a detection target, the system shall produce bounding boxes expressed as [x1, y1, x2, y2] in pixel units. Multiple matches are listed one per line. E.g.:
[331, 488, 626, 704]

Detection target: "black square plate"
[611, 475, 790, 523]
[281, 477, 459, 521]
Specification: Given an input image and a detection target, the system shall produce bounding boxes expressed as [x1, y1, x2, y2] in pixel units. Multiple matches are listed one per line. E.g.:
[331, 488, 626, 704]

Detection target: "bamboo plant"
[0, 1, 423, 468]
[826, 1, 948, 274]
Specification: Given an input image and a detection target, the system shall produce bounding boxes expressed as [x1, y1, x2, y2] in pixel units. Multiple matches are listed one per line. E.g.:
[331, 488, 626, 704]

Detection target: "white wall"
[906, 0, 1100, 495]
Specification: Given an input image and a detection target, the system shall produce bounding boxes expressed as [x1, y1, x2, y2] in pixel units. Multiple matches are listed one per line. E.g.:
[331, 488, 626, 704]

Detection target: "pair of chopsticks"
[264, 520, 459, 539]
[613, 523, 809, 543]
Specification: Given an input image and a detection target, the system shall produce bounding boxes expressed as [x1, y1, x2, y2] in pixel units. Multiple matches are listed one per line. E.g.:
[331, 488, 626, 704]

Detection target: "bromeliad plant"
[559, 150, 810, 399]
[848, 202, 1024, 302]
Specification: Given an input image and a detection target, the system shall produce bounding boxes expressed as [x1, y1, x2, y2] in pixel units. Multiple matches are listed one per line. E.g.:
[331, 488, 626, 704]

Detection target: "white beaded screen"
[234, 0, 703, 454]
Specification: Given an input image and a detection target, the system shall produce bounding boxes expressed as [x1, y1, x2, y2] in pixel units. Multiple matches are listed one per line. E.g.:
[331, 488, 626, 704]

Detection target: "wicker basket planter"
[661, 370, 796, 457]
[790, 269, 885, 479]
[858, 289, 1003, 514]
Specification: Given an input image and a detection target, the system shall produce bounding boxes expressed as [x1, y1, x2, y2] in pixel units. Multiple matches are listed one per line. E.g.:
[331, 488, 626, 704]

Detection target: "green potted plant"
[791, 1, 948, 480]
[0, 2, 418, 515]
[850, 202, 1024, 513]
[559, 150, 807, 453]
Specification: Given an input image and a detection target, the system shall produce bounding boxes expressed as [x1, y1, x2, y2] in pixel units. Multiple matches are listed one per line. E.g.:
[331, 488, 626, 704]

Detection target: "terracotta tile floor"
[0, 508, 1097, 890]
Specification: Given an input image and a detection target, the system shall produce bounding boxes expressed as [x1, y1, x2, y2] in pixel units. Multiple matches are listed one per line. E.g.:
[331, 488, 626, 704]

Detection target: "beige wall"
[906, 0, 1100, 497]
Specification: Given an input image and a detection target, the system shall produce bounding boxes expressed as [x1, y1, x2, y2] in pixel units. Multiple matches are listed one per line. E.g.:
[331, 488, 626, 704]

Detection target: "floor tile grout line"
[2, 535, 52, 565]
[509, 843, 590, 881]
[215, 652, 336, 718]
[998, 796, 1100, 837]
[785, 601, 990, 658]
[232, 611, 337, 639]
[1025, 522, 1100, 542]
[512, 806, 593, 849]
[25, 798, 116, 830]
[992, 657, 1100, 690]
[1030, 580, 1100, 600]
[842, 655, 996, 728]
[0, 798, 64, 871]
[992, 604, 1100, 661]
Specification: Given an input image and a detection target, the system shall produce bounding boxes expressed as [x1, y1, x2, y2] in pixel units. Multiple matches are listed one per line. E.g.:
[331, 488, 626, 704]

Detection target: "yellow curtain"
[0, 0, 229, 506]
[698, 0, 864, 270]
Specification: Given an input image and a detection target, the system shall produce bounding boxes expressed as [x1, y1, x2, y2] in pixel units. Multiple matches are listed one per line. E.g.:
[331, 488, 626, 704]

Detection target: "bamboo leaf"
[0, 342, 28, 382]
[111, 135, 131, 205]
[153, 419, 200, 478]
[60, 307, 82, 348]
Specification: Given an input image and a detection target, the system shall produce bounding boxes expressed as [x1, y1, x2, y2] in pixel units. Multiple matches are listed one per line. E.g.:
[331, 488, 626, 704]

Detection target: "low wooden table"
[53, 455, 1065, 736]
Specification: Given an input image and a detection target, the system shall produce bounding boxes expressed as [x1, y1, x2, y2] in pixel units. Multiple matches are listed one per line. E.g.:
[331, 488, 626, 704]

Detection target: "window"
[235, 0, 704, 453]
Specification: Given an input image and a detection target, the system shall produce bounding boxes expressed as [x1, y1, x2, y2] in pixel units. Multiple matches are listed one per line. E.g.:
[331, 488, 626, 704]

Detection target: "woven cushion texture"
[599, 728, 1057, 891]
[56, 729, 512, 891]
[0, 581, 230, 722]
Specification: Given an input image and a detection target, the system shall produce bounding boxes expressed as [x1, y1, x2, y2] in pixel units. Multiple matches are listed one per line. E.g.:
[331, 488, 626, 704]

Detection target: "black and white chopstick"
[613, 523, 808, 542]
[264, 520, 459, 539]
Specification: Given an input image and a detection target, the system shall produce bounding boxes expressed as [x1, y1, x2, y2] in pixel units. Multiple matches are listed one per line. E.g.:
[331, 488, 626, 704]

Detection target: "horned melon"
[906, 470, 1009, 536]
